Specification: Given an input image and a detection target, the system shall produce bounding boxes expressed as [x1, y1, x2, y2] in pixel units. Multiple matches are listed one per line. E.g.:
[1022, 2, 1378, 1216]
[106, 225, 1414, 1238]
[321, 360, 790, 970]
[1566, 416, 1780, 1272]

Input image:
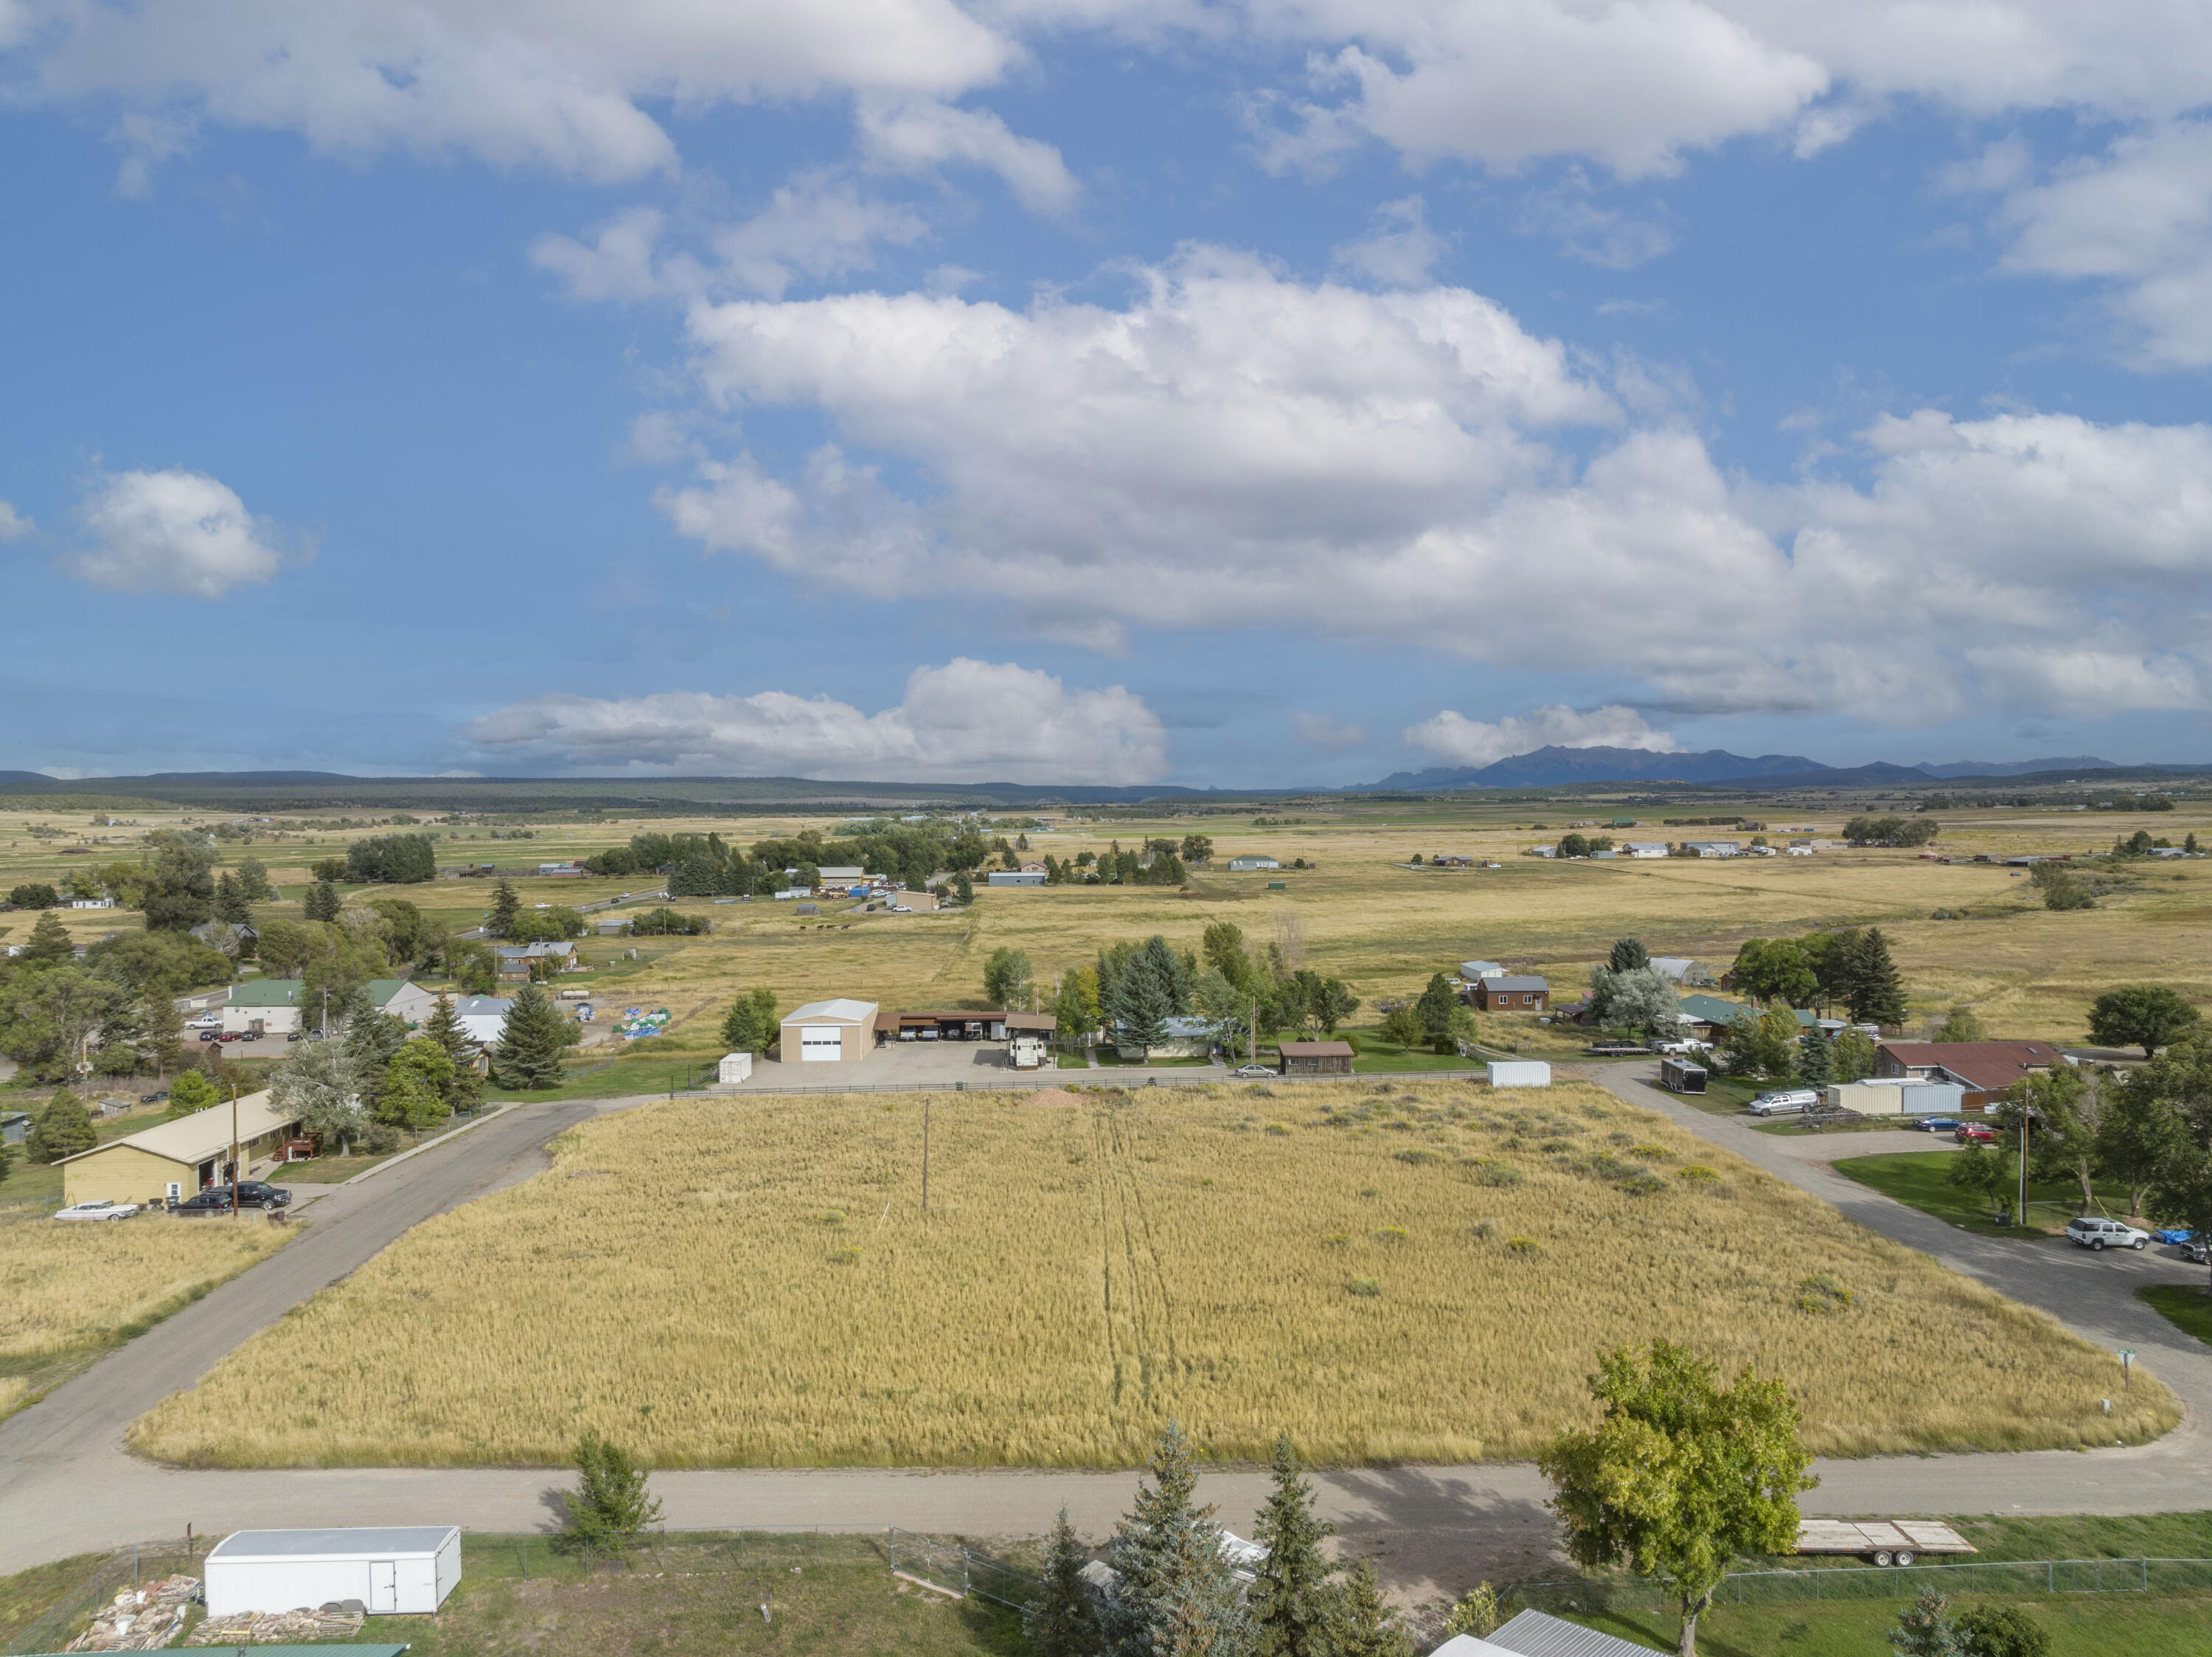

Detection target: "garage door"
[798, 1026, 843, 1062]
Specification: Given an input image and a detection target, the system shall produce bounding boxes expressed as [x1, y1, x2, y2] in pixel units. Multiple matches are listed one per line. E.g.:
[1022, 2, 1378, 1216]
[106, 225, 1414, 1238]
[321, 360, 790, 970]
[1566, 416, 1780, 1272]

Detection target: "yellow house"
[59, 1090, 303, 1208]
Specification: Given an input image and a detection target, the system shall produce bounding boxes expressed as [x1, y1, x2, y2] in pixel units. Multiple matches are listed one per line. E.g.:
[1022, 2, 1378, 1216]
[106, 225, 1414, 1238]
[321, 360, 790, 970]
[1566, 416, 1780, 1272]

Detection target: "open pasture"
[130, 1077, 2171, 1468]
[0, 1213, 291, 1417]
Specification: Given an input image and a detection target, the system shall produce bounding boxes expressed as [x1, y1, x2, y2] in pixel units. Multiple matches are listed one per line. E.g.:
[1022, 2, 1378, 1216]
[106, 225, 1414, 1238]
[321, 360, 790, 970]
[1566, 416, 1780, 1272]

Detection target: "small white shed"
[1486, 1060, 1552, 1088]
[205, 1526, 461, 1617]
[717, 1051, 754, 1085]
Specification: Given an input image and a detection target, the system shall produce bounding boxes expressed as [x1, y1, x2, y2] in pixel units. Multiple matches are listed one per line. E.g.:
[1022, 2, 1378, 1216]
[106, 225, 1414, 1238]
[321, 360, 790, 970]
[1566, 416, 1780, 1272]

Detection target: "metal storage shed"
[206, 1527, 461, 1617]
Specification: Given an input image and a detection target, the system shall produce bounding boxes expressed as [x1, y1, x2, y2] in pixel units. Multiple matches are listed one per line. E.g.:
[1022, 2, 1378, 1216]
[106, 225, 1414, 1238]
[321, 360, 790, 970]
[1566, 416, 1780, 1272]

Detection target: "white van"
[1748, 1088, 1820, 1116]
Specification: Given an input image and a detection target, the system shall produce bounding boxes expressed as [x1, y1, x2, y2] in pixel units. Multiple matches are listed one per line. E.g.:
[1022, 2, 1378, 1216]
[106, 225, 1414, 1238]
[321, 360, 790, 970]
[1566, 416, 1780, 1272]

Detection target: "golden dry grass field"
[0, 1214, 291, 1417]
[130, 1078, 2172, 1468]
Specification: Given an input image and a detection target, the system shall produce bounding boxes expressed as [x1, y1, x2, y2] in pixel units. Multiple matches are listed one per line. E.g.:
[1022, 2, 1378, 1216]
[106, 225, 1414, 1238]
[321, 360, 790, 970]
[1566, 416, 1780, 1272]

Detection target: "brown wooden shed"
[1279, 1040, 1354, 1076]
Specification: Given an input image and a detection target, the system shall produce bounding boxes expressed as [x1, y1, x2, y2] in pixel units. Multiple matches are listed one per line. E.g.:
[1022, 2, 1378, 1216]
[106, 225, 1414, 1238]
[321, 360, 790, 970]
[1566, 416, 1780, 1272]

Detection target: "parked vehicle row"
[55, 1183, 292, 1220]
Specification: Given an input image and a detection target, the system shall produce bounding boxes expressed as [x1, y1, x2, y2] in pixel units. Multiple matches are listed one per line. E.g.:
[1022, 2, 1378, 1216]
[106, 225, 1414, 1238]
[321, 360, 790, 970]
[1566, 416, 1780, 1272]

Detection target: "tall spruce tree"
[1608, 937, 1651, 973]
[303, 880, 341, 923]
[341, 992, 409, 1114]
[26, 1088, 97, 1163]
[1251, 1437, 1335, 1657]
[1795, 1025, 1834, 1088]
[489, 879, 522, 940]
[493, 982, 571, 1090]
[1105, 1421, 1250, 1657]
[1846, 928, 1909, 1029]
[1028, 1509, 1103, 1657]
[24, 910, 74, 964]
[422, 993, 484, 1113]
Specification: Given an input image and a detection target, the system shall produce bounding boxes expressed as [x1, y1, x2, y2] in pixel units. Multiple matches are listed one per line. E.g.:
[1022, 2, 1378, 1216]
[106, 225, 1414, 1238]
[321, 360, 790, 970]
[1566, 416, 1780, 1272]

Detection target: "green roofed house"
[221, 978, 306, 1036]
[1674, 993, 1756, 1041]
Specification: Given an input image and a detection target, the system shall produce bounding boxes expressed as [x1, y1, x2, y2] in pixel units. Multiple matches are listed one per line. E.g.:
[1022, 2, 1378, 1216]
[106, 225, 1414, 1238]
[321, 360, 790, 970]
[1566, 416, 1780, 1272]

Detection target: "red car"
[1954, 1122, 1997, 1144]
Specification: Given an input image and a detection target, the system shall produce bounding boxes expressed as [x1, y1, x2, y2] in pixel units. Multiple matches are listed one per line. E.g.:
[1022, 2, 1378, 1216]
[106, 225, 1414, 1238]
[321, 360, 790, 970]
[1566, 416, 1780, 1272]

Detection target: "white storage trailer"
[1485, 1060, 1551, 1088]
[206, 1527, 461, 1617]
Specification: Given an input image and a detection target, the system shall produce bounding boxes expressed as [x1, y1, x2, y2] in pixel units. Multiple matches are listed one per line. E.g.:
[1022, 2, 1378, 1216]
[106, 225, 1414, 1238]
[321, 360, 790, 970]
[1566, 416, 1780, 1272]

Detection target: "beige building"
[779, 998, 879, 1063]
[58, 1090, 303, 1206]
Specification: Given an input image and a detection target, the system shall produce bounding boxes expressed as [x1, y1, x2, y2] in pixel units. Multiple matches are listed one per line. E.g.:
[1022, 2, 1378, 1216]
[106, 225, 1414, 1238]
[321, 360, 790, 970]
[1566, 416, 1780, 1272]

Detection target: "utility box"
[1486, 1060, 1552, 1088]
[717, 1051, 754, 1085]
[205, 1527, 460, 1618]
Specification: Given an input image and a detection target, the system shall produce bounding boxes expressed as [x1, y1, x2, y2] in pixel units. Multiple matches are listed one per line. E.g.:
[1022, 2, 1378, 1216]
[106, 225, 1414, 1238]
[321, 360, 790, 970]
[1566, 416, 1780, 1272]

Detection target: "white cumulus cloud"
[1404, 704, 1681, 768]
[654, 253, 2212, 725]
[463, 659, 1169, 782]
[855, 96, 1079, 215]
[13, 0, 1013, 181]
[0, 499, 32, 542]
[65, 468, 301, 597]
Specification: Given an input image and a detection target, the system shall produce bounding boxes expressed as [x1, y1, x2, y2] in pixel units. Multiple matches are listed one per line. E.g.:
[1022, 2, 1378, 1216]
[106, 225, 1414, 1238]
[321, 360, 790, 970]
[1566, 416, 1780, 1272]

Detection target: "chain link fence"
[1512, 1556, 2212, 1617]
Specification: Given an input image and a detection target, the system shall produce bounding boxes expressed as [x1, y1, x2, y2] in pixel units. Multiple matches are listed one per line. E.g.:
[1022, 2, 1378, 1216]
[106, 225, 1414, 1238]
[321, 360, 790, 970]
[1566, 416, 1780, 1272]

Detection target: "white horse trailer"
[205, 1527, 461, 1617]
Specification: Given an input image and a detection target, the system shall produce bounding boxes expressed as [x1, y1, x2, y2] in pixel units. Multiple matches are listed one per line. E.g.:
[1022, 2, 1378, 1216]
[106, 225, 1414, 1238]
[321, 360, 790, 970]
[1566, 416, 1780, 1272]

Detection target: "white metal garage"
[204, 1526, 462, 1617]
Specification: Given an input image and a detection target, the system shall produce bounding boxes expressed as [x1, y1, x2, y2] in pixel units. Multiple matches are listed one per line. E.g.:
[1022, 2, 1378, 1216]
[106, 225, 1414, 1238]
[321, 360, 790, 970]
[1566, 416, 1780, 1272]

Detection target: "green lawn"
[1832, 1150, 2143, 1237]
[2140, 1284, 2212, 1349]
[1567, 1594, 2212, 1656]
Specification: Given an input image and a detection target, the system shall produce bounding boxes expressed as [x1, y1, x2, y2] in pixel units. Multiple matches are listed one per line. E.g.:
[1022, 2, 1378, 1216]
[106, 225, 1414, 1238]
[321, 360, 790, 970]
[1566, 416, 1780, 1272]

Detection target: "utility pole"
[922, 1097, 931, 1220]
[321, 987, 330, 1041]
[2017, 1105, 2031, 1228]
[229, 1085, 240, 1218]
[1249, 996, 1257, 1064]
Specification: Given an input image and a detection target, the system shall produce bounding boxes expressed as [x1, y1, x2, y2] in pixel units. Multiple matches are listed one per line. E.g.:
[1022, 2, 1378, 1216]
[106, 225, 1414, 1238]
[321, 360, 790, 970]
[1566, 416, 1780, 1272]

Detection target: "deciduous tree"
[2088, 985, 2200, 1059]
[984, 947, 1037, 1010]
[380, 1038, 456, 1136]
[1933, 1005, 1988, 1043]
[141, 833, 217, 933]
[1540, 1341, 1814, 1657]
[166, 1069, 220, 1117]
[270, 1043, 366, 1154]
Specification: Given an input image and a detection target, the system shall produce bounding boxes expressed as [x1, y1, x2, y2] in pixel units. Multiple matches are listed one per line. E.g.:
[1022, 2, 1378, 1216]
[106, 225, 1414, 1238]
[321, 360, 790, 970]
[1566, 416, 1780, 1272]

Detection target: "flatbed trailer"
[1794, 1520, 1976, 1567]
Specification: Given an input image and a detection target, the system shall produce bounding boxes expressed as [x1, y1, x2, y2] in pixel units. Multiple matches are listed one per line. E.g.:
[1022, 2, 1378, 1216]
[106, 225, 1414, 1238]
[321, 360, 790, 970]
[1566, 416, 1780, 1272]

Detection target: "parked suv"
[2065, 1217, 2150, 1252]
[1748, 1088, 1820, 1117]
[176, 1181, 292, 1215]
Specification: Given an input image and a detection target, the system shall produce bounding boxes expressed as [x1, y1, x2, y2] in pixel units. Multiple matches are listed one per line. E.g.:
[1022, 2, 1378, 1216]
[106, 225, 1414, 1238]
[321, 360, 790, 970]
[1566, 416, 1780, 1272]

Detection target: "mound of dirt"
[1023, 1087, 1091, 1108]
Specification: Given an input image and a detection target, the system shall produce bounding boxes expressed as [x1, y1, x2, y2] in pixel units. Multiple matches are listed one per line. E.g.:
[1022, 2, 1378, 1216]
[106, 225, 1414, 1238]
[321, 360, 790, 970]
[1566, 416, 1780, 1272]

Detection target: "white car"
[1748, 1088, 1821, 1117]
[184, 1012, 220, 1030]
[2065, 1217, 2150, 1251]
[54, 1200, 140, 1222]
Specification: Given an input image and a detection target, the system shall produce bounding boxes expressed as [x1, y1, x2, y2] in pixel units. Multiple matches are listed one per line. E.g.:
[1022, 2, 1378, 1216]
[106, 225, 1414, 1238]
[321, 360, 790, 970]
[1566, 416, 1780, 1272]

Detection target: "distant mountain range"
[1358, 747, 2132, 791]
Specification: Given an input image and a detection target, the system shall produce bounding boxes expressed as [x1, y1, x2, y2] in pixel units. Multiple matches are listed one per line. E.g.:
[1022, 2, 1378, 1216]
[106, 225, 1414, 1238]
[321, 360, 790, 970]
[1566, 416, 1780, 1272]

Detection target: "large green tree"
[380, 1038, 456, 1136]
[1540, 1341, 1814, 1657]
[560, 1434, 664, 1558]
[488, 880, 522, 939]
[1607, 937, 1650, 973]
[492, 982, 571, 1091]
[719, 987, 779, 1054]
[1997, 1065, 2106, 1216]
[2088, 985, 2200, 1059]
[1413, 973, 1461, 1046]
[1250, 1437, 1335, 1657]
[1731, 938, 1815, 1007]
[140, 833, 217, 932]
[984, 946, 1036, 1010]
[232, 857, 275, 902]
[341, 996, 410, 1113]
[422, 993, 484, 1114]
[1104, 1421, 1249, 1657]
[302, 880, 341, 923]
[270, 1043, 367, 1154]
[1329, 1560, 1411, 1657]
[1843, 928, 1908, 1028]
[24, 911, 74, 965]
[25, 1088, 97, 1163]
[0, 965, 129, 1082]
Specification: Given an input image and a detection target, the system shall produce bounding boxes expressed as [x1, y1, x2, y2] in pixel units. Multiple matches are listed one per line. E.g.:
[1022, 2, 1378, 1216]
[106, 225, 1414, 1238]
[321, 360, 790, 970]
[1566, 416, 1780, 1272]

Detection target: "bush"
[7, 883, 58, 910]
[1505, 1236, 1540, 1254]
[344, 834, 436, 884]
[1346, 1278, 1381, 1297]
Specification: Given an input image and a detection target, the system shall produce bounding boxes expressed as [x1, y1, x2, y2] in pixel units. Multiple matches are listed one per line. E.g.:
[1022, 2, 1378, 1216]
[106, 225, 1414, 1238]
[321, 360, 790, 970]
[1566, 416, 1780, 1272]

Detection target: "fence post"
[2048, 1563, 2054, 1594]
[522, 1537, 528, 1582]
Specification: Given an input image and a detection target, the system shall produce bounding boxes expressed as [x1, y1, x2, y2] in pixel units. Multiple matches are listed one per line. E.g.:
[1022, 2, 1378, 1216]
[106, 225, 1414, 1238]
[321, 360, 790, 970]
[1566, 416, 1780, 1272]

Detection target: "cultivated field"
[0, 1215, 292, 1417]
[131, 1079, 2171, 1468]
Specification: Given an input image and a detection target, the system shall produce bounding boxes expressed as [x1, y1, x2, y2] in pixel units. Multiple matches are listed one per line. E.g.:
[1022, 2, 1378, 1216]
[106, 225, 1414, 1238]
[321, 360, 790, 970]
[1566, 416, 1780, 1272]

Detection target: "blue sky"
[6, 2, 2212, 787]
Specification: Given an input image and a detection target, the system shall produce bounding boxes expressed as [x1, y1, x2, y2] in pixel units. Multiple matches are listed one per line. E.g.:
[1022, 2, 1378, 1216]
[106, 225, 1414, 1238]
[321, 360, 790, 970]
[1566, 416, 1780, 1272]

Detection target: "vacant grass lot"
[1833, 1151, 2149, 1237]
[132, 1079, 2171, 1469]
[2139, 1284, 2212, 1348]
[1570, 1594, 2212, 1656]
[0, 1213, 291, 1418]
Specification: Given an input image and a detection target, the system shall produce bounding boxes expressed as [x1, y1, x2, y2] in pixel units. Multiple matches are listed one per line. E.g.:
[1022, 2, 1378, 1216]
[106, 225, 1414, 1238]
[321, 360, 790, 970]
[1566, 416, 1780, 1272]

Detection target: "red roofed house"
[1874, 1041, 2063, 1110]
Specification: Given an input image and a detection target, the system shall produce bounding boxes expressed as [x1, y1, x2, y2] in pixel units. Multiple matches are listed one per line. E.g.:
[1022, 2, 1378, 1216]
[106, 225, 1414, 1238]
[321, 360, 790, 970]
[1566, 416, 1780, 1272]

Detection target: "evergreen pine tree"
[493, 982, 571, 1091]
[1105, 1422, 1249, 1657]
[213, 871, 251, 924]
[343, 998, 409, 1113]
[1891, 1591, 1962, 1657]
[1847, 928, 1909, 1029]
[1027, 1509, 1102, 1657]
[720, 987, 779, 1053]
[1796, 1025, 1834, 1088]
[1251, 1437, 1335, 1657]
[422, 993, 484, 1113]
[1328, 1560, 1412, 1657]
[1413, 973, 1461, 1044]
[24, 910, 74, 964]
[489, 880, 522, 940]
[1608, 937, 1650, 973]
[303, 880, 341, 923]
[25, 1088, 97, 1163]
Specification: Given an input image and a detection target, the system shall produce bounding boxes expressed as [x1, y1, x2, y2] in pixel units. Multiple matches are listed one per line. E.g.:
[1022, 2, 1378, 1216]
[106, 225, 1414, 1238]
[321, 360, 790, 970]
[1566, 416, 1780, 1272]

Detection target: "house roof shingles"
[1879, 1040, 2062, 1093]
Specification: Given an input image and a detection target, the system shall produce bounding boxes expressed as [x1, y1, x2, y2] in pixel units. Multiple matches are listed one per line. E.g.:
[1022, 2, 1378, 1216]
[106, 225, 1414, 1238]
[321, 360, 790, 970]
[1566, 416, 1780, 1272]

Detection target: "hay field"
[0, 1215, 291, 1417]
[131, 1079, 2171, 1468]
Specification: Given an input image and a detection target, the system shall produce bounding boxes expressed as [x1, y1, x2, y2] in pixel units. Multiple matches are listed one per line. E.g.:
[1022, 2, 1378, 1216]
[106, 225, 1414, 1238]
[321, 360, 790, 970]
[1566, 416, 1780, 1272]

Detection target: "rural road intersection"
[4, 1070, 2209, 1583]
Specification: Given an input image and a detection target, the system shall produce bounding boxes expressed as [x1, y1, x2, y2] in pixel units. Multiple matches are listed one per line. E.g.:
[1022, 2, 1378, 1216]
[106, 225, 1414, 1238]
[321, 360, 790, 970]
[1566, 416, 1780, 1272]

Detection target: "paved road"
[7, 1071, 2212, 1585]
